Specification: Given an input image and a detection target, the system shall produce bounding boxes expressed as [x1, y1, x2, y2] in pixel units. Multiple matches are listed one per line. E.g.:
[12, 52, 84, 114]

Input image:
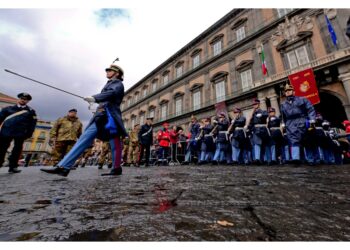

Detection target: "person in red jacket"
[170, 125, 182, 163]
[157, 122, 171, 166]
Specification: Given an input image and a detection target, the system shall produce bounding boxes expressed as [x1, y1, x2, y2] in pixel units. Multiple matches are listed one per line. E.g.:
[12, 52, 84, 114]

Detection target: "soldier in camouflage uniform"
[126, 124, 140, 166]
[122, 133, 130, 165]
[97, 141, 112, 169]
[49, 109, 83, 166]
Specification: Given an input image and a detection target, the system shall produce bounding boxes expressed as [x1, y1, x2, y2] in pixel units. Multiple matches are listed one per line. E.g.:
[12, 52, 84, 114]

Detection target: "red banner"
[288, 68, 320, 105]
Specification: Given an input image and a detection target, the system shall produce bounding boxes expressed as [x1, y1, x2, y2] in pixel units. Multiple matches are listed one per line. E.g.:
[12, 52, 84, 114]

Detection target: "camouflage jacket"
[50, 116, 83, 142]
[129, 131, 139, 145]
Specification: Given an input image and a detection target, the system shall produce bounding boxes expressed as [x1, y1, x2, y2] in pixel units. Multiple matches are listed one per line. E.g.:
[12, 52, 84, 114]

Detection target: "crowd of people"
[1, 64, 350, 177]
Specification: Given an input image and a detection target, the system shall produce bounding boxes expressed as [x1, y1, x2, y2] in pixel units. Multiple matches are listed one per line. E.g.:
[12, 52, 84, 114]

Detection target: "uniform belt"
[204, 134, 212, 137]
[219, 131, 228, 134]
[235, 127, 244, 130]
[270, 127, 280, 130]
[254, 124, 267, 127]
[315, 127, 323, 129]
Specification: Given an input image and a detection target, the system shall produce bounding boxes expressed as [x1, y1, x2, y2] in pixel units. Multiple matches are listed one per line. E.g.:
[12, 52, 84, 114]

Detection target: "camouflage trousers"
[50, 140, 76, 165]
[127, 143, 139, 164]
[98, 147, 112, 165]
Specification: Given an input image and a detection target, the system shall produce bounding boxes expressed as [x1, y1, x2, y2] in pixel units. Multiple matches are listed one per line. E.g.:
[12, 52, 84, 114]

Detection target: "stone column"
[339, 72, 350, 119]
[259, 98, 267, 111]
[269, 95, 280, 116]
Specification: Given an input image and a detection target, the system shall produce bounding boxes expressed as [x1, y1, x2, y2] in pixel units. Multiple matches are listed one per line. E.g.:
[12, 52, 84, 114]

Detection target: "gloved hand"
[256, 113, 262, 118]
[213, 120, 218, 124]
[231, 120, 235, 124]
[84, 96, 95, 103]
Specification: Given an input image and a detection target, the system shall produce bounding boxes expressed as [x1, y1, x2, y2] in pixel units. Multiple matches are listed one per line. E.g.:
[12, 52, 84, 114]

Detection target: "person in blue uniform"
[281, 84, 316, 165]
[266, 107, 283, 165]
[229, 108, 247, 165]
[212, 112, 229, 165]
[248, 99, 269, 165]
[198, 118, 215, 164]
[137, 117, 153, 167]
[0, 93, 37, 173]
[182, 115, 200, 165]
[41, 64, 128, 176]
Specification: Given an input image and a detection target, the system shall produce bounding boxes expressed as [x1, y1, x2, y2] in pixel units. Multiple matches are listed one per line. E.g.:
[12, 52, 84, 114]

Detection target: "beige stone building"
[122, 9, 350, 133]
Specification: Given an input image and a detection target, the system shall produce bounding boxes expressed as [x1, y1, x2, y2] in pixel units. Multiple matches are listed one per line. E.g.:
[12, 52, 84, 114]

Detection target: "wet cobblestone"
[1, 164, 350, 241]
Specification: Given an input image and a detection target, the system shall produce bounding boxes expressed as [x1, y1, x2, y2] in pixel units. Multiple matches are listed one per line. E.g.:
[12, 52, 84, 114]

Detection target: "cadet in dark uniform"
[198, 118, 215, 164]
[248, 99, 269, 165]
[212, 112, 229, 164]
[281, 84, 316, 164]
[137, 117, 153, 167]
[266, 107, 283, 165]
[229, 108, 247, 165]
[0, 93, 37, 173]
[41, 64, 128, 176]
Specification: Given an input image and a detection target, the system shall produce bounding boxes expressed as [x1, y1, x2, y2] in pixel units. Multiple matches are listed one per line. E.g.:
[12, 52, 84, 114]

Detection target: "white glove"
[213, 120, 218, 124]
[281, 123, 286, 128]
[84, 96, 95, 103]
[256, 113, 262, 118]
[231, 120, 235, 124]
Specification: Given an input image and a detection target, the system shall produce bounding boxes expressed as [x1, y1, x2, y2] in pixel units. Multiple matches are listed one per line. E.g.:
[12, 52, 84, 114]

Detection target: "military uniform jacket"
[50, 116, 82, 142]
[231, 116, 246, 147]
[190, 122, 200, 140]
[215, 119, 229, 143]
[249, 109, 269, 145]
[281, 96, 316, 145]
[89, 78, 128, 139]
[267, 115, 283, 145]
[129, 130, 139, 145]
[138, 124, 153, 145]
[0, 104, 37, 138]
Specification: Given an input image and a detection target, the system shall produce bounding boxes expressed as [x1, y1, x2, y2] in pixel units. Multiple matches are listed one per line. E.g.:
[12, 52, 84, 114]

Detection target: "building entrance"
[314, 92, 347, 128]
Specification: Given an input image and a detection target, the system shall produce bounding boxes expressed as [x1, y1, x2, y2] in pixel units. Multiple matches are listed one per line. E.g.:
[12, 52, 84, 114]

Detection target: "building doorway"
[314, 92, 347, 128]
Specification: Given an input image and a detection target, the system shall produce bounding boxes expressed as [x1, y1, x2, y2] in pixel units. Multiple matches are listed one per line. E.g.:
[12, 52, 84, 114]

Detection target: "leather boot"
[40, 167, 70, 177]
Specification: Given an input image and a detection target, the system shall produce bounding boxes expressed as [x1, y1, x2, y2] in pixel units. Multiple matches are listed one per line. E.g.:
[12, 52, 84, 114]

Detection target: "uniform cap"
[343, 120, 350, 126]
[146, 116, 154, 120]
[105, 64, 124, 75]
[69, 108, 77, 112]
[17, 92, 32, 100]
[233, 108, 241, 113]
[219, 112, 226, 117]
[284, 84, 294, 91]
[268, 107, 276, 113]
[252, 98, 260, 104]
[163, 122, 169, 127]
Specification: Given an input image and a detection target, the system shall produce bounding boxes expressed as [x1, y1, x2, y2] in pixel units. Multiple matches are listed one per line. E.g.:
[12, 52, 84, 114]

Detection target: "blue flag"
[325, 15, 337, 46]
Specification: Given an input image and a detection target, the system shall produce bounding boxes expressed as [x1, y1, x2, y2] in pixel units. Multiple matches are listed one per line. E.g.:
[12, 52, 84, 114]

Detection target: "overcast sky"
[0, 1, 346, 127]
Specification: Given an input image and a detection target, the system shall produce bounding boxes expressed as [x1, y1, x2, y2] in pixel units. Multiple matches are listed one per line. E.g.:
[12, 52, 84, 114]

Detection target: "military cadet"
[304, 113, 325, 165]
[157, 122, 171, 166]
[97, 141, 112, 169]
[0, 92, 37, 173]
[248, 99, 269, 165]
[182, 115, 201, 165]
[281, 84, 316, 165]
[198, 118, 215, 164]
[229, 108, 247, 165]
[212, 112, 229, 165]
[266, 107, 283, 165]
[41, 64, 128, 176]
[126, 124, 140, 166]
[49, 108, 83, 166]
[122, 133, 130, 165]
[138, 117, 153, 167]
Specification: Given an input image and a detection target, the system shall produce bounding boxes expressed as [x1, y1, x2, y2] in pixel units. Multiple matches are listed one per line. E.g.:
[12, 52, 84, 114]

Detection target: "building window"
[215, 80, 226, 102]
[213, 40, 222, 56]
[192, 54, 200, 69]
[38, 131, 46, 139]
[35, 143, 42, 151]
[193, 90, 201, 110]
[240, 69, 253, 90]
[152, 82, 157, 92]
[176, 65, 183, 78]
[131, 117, 136, 128]
[24, 142, 31, 151]
[135, 93, 139, 103]
[149, 108, 155, 118]
[236, 26, 246, 42]
[121, 103, 125, 110]
[161, 104, 167, 121]
[140, 114, 145, 125]
[143, 88, 147, 98]
[175, 98, 182, 116]
[277, 9, 293, 18]
[127, 98, 131, 107]
[286, 46, 310, 69]
[163, 74, 169, 85]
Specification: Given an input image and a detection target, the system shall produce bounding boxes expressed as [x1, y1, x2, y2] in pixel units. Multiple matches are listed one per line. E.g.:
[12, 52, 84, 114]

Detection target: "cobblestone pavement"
[0, 164, 350, 241]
